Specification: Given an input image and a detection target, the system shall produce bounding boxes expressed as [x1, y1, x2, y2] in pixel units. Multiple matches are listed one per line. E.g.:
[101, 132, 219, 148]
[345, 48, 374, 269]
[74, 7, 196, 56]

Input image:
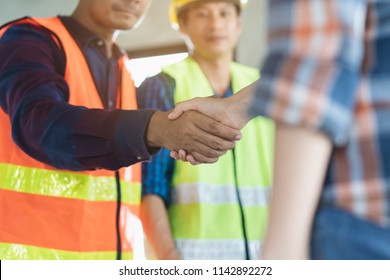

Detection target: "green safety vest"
[162, 57, 274, 259]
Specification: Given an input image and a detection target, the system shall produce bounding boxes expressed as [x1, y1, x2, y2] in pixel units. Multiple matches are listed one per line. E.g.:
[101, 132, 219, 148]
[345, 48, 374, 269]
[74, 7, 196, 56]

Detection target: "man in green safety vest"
[137, 0, 274, 259]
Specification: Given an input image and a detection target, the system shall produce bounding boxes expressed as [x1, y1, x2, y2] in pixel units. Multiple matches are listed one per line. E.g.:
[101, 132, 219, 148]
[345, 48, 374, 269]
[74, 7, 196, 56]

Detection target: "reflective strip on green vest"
[169, 203, 268, 238]
[163, 57, 274, 260]
[0, 242, 132, 260]
[171, 182, 269, 206]
[174, 239, 261, 260]
[0, 163, 141, 205]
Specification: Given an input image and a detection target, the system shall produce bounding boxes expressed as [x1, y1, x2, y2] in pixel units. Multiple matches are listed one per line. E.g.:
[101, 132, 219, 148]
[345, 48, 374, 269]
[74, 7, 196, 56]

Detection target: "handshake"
[146, 82, 257, 165]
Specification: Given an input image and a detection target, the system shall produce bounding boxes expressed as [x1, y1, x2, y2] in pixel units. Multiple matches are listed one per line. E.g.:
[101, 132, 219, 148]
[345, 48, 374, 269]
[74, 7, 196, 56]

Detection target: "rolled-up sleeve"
[249, 0, 367, 146]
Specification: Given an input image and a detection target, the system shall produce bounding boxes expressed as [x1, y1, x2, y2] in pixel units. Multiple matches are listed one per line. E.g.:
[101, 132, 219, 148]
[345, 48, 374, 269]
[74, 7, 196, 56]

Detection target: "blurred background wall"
[0, 0, 268, 68]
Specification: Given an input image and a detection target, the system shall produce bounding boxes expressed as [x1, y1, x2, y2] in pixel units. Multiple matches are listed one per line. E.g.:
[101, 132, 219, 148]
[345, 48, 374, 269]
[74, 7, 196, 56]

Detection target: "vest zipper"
[232, 148, 250, 260]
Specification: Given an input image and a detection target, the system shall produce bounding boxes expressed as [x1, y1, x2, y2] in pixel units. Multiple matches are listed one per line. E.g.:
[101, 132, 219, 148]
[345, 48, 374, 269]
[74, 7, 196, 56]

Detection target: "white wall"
[117, 0, 184, 50]
[237, 0, 268, 67]
[0, 0, 267, 68]
[0, 0, 78, 22]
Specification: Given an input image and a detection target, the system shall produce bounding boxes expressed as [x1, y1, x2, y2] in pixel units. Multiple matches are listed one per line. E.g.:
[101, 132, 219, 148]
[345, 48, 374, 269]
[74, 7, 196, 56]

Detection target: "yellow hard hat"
[169, 0, 248, 30]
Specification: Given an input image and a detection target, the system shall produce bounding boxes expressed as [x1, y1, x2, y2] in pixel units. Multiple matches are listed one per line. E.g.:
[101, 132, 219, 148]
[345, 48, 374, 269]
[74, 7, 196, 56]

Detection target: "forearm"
[231, 79, 260, 123]
[140, 195, 181, 259]
[261, 124, 332, 259]
[9, 92, 155, 170]
[0, 23, 156, 171]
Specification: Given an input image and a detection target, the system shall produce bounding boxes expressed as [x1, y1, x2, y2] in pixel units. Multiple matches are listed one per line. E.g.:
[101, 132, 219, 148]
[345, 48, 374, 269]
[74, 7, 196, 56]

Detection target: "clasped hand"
[147, 106, 241, 164]
[166, 94, 250, 164]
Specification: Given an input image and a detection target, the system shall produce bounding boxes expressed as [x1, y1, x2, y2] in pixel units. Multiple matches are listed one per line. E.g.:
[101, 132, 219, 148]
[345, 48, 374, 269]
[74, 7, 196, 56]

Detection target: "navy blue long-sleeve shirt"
[0, 16, 156, 171]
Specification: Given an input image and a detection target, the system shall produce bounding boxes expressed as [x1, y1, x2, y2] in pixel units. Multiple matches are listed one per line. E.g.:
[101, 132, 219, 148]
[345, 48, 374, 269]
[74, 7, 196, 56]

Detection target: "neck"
[192, 51, 233, 96]
[71, 8, 115, 58]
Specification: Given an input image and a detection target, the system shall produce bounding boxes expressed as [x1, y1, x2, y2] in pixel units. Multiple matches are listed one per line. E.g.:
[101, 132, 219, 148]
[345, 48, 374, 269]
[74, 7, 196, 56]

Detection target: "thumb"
[167, 98, 200, 120]
[167, 107, 184, 120]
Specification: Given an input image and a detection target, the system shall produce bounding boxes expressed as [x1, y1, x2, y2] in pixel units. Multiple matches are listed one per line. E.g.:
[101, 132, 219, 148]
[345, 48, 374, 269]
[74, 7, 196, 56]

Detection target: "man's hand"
[167, 97, 246, 164]
[146, 110, 241, 164]
[167, 81, 260, 164]
[168, 96, 247, 130]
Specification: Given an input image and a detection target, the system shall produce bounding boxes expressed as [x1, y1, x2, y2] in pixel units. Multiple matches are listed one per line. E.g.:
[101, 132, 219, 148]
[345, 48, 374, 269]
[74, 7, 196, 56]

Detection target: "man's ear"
[178, 18, 188, 36]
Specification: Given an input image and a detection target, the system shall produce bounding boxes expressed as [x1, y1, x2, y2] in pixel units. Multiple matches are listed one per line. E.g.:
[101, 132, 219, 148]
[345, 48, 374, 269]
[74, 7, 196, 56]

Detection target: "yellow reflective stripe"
[172, 183, 269, 206]
[0, 164, 140, 205]
[0, 242, 132, 260]
[169, 204, 268, 240]
[175, 239, 261, 260]
[123, 181, 141, 206]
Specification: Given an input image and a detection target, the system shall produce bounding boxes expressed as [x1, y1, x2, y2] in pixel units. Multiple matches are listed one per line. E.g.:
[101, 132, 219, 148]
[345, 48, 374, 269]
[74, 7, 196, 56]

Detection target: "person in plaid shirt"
[168, 0, 390, 259]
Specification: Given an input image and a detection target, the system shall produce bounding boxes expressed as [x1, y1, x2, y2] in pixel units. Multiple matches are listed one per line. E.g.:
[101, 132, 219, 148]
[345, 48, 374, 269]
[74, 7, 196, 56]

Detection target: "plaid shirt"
[250, 0, 389, 226]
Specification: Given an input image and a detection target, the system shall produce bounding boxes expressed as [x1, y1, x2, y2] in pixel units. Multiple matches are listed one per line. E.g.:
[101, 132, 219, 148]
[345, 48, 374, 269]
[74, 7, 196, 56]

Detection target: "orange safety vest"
[0, 17, 142, 259]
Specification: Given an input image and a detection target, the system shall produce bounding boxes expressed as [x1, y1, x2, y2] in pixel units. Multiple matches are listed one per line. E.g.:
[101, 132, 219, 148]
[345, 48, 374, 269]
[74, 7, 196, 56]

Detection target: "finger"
[191, 127, 237, 153]
[167, 108, 184, 120]
[170, 150, 189, 162]
[205, 122, 242, 141]
[170, 150, 210, 165]
[168, 98, 200, 120]
[186, 136, 229, 158]
[186, 154, 200, 165]
[195, 114, 242, 142]
[189, 151, 219, 164]
[178, 150, 188, 161]
[170, 151, 180, 160]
